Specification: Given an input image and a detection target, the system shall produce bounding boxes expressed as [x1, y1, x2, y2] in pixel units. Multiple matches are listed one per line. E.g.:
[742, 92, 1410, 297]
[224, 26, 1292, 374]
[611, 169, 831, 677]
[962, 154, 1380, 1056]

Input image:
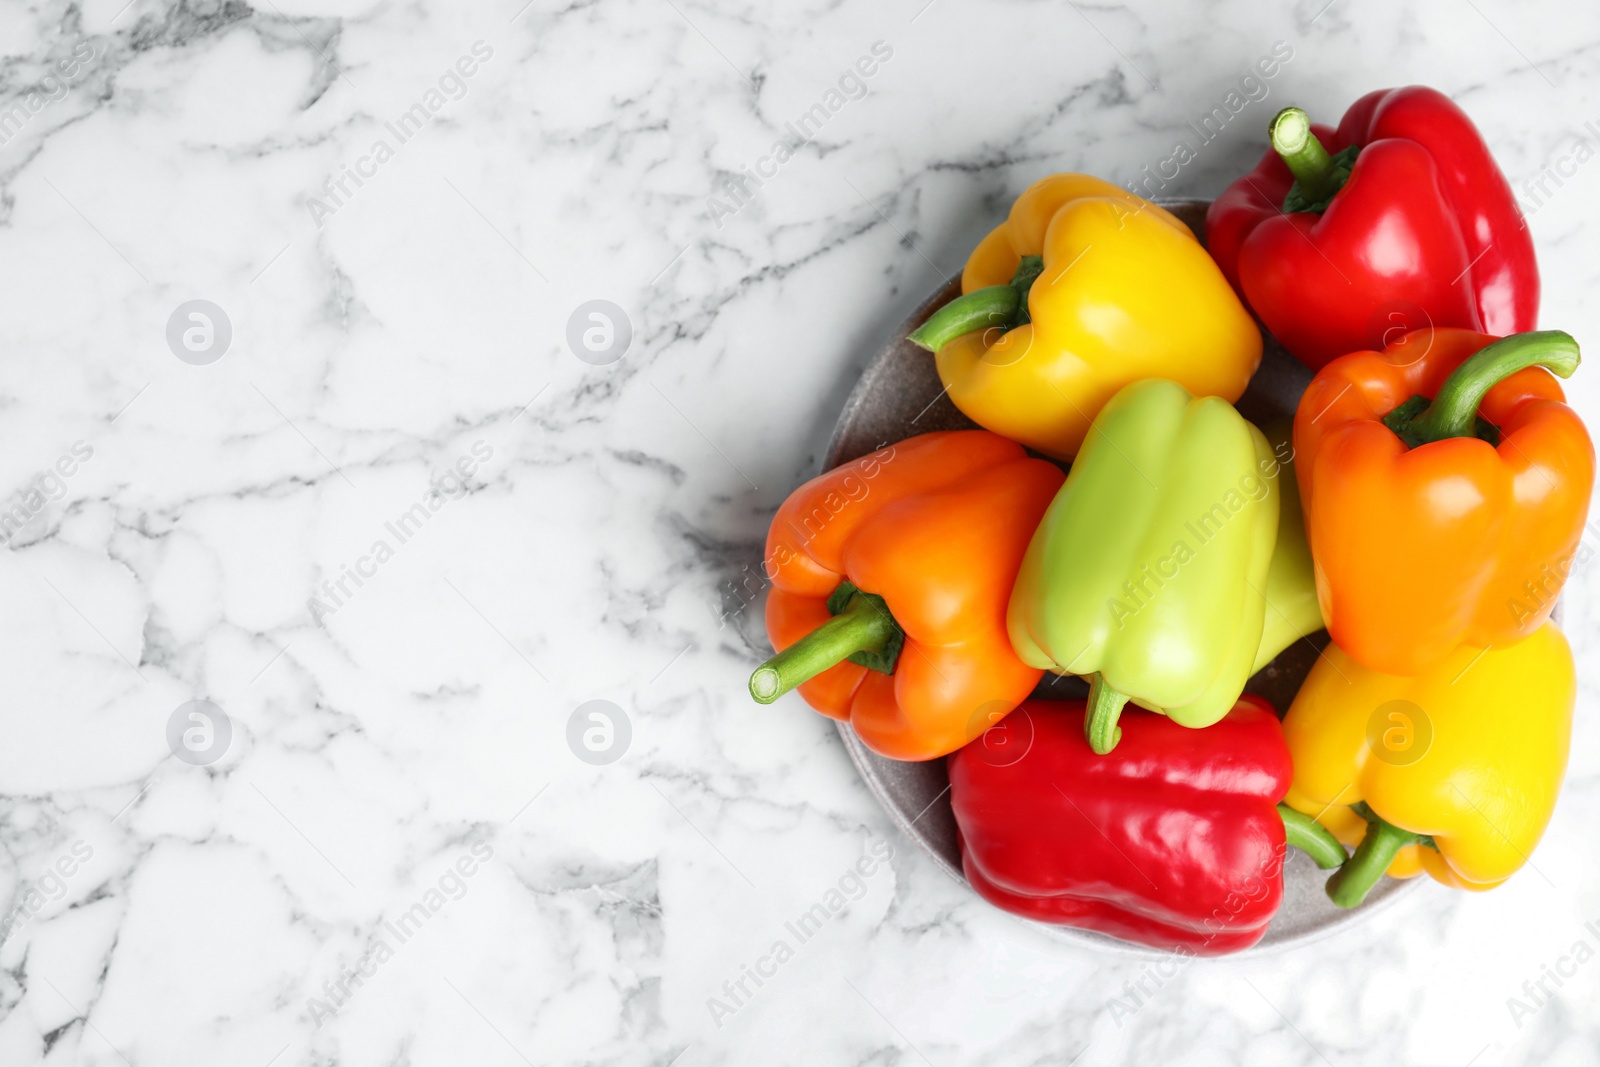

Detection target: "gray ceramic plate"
[824, 199, 1422, 957]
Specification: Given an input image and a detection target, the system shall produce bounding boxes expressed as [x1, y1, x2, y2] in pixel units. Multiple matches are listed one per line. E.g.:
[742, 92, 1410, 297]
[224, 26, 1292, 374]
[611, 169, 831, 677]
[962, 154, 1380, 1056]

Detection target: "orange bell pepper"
[1294, 328, 1594, 674]
[750, 431, 1063, 760]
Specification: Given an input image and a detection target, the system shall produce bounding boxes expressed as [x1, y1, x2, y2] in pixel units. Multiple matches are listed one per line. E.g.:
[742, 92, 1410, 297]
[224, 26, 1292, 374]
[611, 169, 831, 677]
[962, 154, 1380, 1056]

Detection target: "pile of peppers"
[746, 86, 1593, 955]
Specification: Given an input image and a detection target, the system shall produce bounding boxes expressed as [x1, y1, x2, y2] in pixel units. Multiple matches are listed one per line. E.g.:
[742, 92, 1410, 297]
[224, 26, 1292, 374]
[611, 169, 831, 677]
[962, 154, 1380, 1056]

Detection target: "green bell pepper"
[1006, 378, 1279, 753]
[1251, 419, 1325, 674]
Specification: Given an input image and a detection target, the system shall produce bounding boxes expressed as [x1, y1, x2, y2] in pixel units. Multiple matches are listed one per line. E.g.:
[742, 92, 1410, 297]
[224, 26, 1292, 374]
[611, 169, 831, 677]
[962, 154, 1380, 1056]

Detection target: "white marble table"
[2, 0, 1598, 1063]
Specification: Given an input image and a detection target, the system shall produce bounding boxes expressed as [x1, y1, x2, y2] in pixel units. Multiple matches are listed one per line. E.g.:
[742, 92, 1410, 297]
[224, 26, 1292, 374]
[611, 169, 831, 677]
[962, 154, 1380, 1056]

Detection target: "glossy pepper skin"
[1207, 87, 1538, 371]
[951, 697, 1346, 954]
[907, 173, 1261, 460]
[1007, 379, 1279, 753]
[1251, 420, 1325, 674]
[1282, 623, 1574, 907]
[1295, 328, 1593, 675]
[753, 431, 1063, 761]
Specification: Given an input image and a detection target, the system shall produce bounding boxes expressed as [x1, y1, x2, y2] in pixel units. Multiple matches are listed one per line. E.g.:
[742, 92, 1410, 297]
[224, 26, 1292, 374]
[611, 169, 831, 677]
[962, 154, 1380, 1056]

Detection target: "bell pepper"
[906, 173, 1261, 460]
[1206, 87, 1538, 371]
[1251, 420, 1324, 673]
[950, 696, 1347, 955]
[1007, 379, 1279, 753]
[751, 430, 1063, 761]
[1282, 623, 1574, 907]
[1294, 328, 1593, 675]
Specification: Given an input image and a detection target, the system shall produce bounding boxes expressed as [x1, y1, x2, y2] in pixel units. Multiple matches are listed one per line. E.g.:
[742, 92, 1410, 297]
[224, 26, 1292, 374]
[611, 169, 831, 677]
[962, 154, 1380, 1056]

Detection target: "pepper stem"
[1270, 107, 1338, 203]
[1278, 805, 1348, 870]
[749, 592, 898, 704]
[907, 255, 1044, 352]
[1084, 673, 1129, 755]
[906, 286, 1019, 352]
[1325, 808, 1420, 908]
[1399, 331, 1581, 445]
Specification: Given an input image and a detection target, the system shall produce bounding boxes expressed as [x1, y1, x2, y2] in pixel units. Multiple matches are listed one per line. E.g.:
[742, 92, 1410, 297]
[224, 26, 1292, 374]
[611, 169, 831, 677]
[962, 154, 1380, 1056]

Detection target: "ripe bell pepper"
[1282, 623, 1574, 907]
[751, 431, 1063, 761]
[950, 697, 1347, 955]
[1295, 328, 1594, 675]
[1252, 420, 1324, 673]
[906, 173, 1261, 460]
[1007, 379, 1279, 753]
[1207, 87, 1538, 371]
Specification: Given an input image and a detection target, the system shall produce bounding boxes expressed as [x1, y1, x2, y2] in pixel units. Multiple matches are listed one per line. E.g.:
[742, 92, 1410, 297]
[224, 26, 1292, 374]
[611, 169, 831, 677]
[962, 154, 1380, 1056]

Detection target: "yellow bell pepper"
[907, 174, 1262, 460]
[1282, 623, 1574, 907]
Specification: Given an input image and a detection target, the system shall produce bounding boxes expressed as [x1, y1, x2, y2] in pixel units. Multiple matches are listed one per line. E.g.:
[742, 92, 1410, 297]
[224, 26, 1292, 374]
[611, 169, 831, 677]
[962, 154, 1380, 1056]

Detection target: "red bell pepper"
[949, 697, 1346, 955]
[1206, 86, 1538, 371]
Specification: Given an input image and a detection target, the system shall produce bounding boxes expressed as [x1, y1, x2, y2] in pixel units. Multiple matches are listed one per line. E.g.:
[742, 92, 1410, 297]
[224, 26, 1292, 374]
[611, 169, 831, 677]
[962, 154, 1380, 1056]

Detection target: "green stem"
[907, 285, 1019, 352]
[1325, 809, 1419, 908]
[1084, 673, 1129, 755]
[1278, 804, 1348, 870]
[1396, 331, 1581, 445]
[1270, 107, 1337, 203]
[749, 592, 897, 704]
[907, 255, 1044, 353]
[1006, 254, 1046, 320]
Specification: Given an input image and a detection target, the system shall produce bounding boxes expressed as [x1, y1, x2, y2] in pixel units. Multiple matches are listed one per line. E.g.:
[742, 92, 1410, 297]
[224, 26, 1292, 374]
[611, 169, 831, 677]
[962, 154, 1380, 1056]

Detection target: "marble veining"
[0, 0, 1597, 1064]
